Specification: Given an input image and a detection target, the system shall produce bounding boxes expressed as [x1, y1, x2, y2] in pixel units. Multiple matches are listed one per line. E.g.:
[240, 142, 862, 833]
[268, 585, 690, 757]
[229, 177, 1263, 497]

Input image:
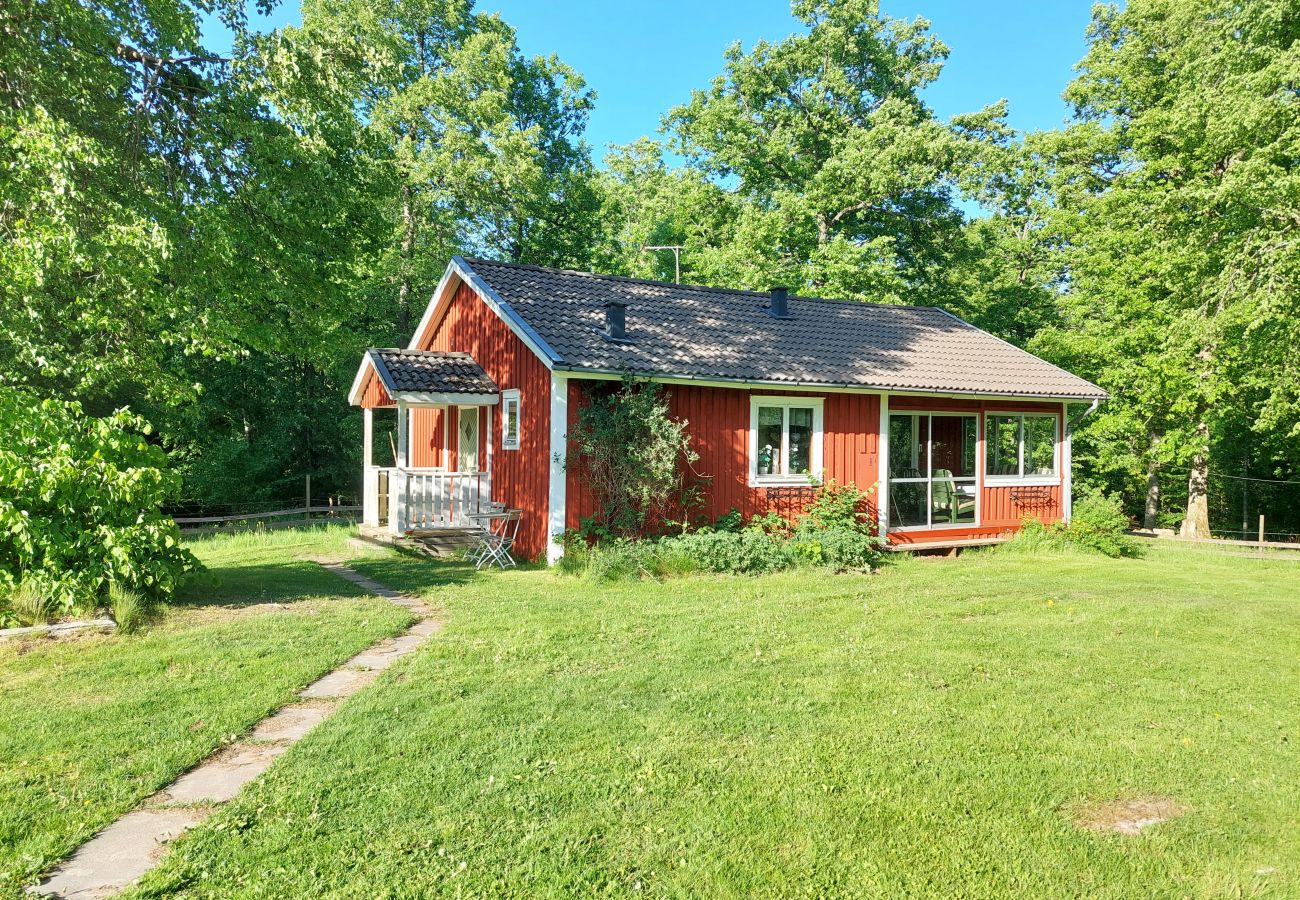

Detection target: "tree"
[593, 138, 736, 282]
[291, 0, 603, 334]
[1045, 0, 1300, 536]
[663, 0, 1009, 303]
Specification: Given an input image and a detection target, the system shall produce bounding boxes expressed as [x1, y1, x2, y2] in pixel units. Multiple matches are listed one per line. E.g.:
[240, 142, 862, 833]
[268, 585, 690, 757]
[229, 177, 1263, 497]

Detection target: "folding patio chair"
[465, 503, 506, 567]
[475, 508, 522, 570]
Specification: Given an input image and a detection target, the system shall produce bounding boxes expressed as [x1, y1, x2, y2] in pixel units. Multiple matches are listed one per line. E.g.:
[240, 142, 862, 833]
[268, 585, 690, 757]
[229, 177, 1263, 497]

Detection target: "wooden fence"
[175, 504, 361, 536]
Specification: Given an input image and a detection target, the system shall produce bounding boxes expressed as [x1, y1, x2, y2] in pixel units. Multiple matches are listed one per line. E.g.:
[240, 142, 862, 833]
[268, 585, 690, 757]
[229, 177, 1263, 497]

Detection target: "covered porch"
[349, 349, 499, 536]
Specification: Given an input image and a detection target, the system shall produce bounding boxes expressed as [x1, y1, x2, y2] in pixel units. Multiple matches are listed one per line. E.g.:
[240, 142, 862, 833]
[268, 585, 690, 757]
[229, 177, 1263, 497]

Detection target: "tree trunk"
[396, 184, 415, 336]
[1179, 422, 1211, 538]
[1143, 461, 1160, 530]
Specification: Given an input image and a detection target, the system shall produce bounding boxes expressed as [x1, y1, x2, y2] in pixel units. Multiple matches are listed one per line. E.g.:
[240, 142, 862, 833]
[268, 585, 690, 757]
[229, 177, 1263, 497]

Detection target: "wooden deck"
[885, 535, 1010, 555]
[356, 524, 481, 557]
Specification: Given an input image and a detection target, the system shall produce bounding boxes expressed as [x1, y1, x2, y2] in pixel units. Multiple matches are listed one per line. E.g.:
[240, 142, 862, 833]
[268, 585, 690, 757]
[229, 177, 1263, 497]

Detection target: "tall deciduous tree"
[663, 0, 1009, 303]
[291, 0, 602, 335]
[1042, 0, 1299, 536]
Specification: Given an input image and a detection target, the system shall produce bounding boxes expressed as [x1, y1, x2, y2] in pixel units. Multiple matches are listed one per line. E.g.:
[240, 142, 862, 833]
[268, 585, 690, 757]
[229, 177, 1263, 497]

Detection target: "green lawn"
[0, 528, 414, 896]
[117, 538, 1300, 898]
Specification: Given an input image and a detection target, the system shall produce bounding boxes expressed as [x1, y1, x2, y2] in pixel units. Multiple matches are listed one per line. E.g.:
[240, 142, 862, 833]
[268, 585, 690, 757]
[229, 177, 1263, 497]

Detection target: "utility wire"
[1210, 471, 1300, 486]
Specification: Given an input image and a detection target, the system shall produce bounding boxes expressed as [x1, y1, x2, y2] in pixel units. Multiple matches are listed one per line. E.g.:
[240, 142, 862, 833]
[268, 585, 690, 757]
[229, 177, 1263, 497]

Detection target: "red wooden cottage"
[349, 257, 1106, 562]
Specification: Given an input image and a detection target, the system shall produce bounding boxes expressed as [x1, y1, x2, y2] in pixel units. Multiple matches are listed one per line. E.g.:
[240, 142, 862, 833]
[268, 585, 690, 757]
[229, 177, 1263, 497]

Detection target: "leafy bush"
[1003, 491, 1139, 559]
[567, 377, 699, 536]
[0, 388, 199, 614]
[799, 479, 872, 533]
[109, 584, 152, 634]
[1064, 491, 1141, 557]
[790, 527, 880, 572]
[658, 530, 795, 575]
[712, 508, 745, 533]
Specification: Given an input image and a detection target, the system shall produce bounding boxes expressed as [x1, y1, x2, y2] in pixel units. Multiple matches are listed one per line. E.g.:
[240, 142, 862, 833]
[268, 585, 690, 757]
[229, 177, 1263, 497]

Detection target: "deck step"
[355, 525, 481, 558]
[886, 536, 1009, 553]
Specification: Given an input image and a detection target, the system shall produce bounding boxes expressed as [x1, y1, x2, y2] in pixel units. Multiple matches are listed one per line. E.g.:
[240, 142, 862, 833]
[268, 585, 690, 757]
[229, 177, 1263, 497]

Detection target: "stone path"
[31, 562, 438, 900]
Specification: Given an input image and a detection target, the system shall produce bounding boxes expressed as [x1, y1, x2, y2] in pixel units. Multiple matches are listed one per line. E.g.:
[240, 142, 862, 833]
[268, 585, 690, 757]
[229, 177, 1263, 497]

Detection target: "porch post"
[362, 407, 376, 527]
[391, 400, 409, 535]
[547, 373, 569, 565]
[877, 393, 889, 541]
[362, 408, 374, 468]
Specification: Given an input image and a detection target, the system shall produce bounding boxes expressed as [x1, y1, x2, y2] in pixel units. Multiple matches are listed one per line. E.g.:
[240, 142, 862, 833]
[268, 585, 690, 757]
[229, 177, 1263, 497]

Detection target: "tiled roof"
[460, 258, 1107, 400]
[371, 349, 497, 395]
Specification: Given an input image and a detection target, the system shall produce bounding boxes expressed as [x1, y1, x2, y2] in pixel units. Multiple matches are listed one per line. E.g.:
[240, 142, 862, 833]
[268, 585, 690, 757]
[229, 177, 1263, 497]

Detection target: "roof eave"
[552, 364, 1107, 402]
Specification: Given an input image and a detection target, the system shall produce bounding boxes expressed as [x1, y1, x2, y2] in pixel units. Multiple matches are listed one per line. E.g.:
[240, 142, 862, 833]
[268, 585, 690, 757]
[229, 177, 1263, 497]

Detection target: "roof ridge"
[461, 256, 944, 315]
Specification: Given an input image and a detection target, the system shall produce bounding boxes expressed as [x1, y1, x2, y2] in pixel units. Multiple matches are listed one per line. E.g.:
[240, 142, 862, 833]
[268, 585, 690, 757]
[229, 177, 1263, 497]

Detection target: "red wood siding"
[409, 407, 447, 468]
[415, 281, 552, 559]
[886, 399, 1066, 545]
[565, 382, 881, 532]
[359, 372, 392, 409]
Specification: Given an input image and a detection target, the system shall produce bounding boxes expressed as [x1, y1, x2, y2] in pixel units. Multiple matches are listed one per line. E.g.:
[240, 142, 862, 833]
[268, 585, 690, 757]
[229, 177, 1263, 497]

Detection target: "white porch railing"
[371, 467, 491, 532]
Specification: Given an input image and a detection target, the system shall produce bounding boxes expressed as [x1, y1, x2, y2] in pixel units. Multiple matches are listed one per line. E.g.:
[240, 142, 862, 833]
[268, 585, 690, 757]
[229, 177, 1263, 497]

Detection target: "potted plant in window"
[758, 445, 773, 476]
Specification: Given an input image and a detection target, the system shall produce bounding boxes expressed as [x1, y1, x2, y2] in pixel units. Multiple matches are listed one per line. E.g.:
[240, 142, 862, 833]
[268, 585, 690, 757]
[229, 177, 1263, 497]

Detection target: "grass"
[0, 527, 414, 896]
[114, 537, 1300, 899]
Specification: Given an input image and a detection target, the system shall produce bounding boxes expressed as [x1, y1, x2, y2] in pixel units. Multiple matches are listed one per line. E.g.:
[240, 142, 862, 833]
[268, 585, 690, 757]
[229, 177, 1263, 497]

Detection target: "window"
[749, 397, 823, 484]
[887, 413, 978, 529]
[501, 390, 520, 450]
[984, 413, 1058, 481]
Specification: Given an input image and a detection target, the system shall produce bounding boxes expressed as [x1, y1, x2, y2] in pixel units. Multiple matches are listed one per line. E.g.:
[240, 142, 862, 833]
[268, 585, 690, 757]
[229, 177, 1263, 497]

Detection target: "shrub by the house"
[1004, 490, 1139, 558]
[0, 388, 198, 619]
[561, 480, 882, 580]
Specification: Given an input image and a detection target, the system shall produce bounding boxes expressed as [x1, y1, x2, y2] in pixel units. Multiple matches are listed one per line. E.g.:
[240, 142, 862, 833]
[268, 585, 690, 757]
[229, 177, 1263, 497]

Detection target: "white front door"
[457, 407, 479, 473]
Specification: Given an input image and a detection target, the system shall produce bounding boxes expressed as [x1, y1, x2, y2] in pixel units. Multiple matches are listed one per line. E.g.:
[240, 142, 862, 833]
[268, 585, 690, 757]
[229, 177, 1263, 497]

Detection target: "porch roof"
[349, 349, 498, 407]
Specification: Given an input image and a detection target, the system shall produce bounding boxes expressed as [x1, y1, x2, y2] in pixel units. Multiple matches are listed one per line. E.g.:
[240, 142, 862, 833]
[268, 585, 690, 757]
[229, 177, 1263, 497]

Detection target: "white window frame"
[501, 389, 521, 450]
[983, 411, 1060, 486]
[886, 411, 980, 531]
[748, 396, 824, 487]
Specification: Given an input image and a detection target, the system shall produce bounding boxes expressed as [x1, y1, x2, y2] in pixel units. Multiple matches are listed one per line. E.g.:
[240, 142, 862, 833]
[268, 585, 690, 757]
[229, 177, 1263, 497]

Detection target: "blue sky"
[210, 0, 1095, 160]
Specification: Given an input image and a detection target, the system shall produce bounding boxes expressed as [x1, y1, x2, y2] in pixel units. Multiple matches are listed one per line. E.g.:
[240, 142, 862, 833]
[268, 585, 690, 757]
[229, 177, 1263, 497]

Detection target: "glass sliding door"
[888, 414, 929, 527]
[887, 413, 979, 530]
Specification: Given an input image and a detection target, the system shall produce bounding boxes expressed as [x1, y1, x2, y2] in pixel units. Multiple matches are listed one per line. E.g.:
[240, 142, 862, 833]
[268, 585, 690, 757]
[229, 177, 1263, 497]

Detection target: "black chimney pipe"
[768, 286, 791, 318]
[604, 300, 629, 341]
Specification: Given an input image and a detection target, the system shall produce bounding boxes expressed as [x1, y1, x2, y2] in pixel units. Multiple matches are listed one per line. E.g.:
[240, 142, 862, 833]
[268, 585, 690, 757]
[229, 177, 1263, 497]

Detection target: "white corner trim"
[878, 393, 889, 537]
[1061, 402, 1073, 522]
[547, 374, 568, 565]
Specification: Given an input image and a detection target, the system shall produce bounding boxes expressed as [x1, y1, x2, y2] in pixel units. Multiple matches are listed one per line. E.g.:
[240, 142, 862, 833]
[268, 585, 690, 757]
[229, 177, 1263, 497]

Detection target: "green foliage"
[1066, 491, 1142, 559]
[745, 511, 791, 536]
[108, 584, 152, 635]
[790, 528, 880, 572]
[0, 388, 199, 612]
[660, 0, 1009, 303]
[567, 378, 700, 537]
[797, 479, 873, 534]
[711, 508, 746, 533]
[1003, 492, 1139, 560]
[1033, 0, 1300, 533]
[659, 531, 796, 576]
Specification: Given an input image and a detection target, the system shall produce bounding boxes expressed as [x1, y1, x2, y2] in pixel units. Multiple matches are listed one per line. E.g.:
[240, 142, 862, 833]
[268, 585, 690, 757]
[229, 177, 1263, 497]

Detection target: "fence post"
[1258, 514, 1265, 545]
[305, 474, 312, 524]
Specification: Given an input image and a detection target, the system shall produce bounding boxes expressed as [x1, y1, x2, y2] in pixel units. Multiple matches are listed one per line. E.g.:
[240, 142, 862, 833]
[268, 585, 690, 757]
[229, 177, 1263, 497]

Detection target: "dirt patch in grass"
[1072, 796, 1188, 835]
